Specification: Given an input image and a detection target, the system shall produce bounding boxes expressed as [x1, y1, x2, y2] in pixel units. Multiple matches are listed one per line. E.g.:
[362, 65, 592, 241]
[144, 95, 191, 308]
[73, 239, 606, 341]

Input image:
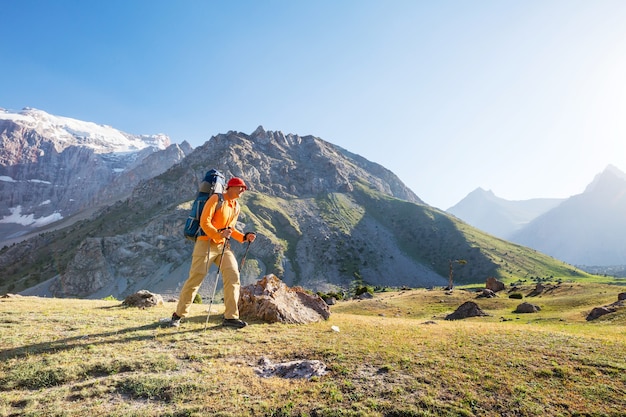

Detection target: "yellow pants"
[175, 239, 241, 320]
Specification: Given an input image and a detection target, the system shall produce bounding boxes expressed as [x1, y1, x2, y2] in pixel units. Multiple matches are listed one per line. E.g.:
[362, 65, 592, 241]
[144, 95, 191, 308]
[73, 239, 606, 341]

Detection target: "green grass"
[1, 282, 625, 416]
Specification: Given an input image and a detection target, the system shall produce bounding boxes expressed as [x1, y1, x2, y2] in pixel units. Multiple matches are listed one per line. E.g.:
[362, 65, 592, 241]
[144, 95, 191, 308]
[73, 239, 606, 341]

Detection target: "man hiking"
[171, 176, 256, 328]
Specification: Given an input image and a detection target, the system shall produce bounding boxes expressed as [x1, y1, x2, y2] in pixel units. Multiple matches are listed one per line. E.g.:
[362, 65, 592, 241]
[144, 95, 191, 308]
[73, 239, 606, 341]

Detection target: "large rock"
[485, 277, 505, 292]
[586, 306, 618, 321]
[527, 283, 545, 297]
[445, 301, 488, 320]
[476, 288, 497, 298]
[239, 274, 331, 324]
[586, 297, 624, 321]
[514, 302, 541, 313]
[122, 290, 164, 308]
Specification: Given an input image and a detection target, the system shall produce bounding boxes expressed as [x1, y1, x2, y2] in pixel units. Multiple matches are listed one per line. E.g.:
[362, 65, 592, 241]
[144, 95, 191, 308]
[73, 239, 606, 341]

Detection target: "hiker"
[171, 177, 256, 328]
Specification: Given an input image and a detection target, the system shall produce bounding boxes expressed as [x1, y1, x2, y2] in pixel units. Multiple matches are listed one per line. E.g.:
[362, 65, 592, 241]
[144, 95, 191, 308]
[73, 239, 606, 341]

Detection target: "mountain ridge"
[511, 166, 626, 265]
[0, 110, 591, 298]
[448, 165, 626, 266]
[447, 187, 564, 238]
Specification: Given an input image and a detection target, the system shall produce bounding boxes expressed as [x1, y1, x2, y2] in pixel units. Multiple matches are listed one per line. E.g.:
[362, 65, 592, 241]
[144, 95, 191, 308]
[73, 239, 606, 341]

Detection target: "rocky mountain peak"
[584, 164, 626, 194]
[0, 108, 190, 245]
[184, 127, 421, 203]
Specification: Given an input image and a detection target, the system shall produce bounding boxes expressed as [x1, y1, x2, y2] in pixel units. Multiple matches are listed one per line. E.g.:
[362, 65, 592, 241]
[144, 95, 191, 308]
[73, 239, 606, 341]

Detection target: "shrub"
[327, 291, 344, 300]
[193, 293, 202, 304]
[354, 285, 373, 297]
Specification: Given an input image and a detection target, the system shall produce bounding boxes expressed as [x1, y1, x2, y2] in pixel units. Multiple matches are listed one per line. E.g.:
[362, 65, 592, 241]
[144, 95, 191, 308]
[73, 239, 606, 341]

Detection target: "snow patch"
[0, 206, 63, 227]
[0, 176, 16, 182]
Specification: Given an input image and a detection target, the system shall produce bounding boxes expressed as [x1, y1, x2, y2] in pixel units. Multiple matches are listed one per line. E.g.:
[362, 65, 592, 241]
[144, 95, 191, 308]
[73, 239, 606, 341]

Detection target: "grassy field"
[1, 282, 625, 417]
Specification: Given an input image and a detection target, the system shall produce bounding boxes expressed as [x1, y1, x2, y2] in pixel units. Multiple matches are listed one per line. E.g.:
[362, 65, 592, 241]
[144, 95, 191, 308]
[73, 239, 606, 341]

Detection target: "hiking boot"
[222, 318, 247, 328]
[170, 313, 182, 327]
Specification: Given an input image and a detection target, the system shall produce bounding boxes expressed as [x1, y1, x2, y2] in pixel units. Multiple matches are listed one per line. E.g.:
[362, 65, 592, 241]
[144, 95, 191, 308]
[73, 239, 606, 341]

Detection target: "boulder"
[586, 306, 617, 321]
[239, 274, 331, 324]
[485, 277, 505, 292]
[445, 301, 488, 320]
[586, 295, 625, 321]
[527, 283, 545, 297]
[514, 302, 541, 313]
[476, 289, 497, 298]
[122, 290, 164, 308]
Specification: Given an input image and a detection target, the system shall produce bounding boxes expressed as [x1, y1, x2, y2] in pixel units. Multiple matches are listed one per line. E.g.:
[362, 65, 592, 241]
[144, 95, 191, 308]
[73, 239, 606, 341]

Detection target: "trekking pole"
[239, 240, 251, 272]
[204, 238, 228, 331]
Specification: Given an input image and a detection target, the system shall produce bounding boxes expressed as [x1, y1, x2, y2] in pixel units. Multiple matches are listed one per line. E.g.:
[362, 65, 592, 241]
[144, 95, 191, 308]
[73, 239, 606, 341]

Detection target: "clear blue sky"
[2, 0, 626, 209]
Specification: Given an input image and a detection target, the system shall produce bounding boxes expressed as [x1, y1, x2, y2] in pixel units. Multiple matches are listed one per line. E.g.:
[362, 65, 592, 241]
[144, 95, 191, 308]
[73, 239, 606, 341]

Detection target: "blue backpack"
[183, 169, 226, 241]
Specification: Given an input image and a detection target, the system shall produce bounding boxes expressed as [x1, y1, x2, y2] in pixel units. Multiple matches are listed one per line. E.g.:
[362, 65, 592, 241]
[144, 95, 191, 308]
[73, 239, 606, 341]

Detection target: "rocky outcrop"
[122, 290, 164, 308]
[486, 277, 505, 292]
[239, 275, 331, 324]
[51, 238, 114, 297]
[445, 301, 488, 320]
[514, 302, 541, 313]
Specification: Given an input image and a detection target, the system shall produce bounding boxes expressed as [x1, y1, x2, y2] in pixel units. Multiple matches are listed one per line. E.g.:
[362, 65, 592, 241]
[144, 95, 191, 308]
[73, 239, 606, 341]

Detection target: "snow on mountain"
[0, 107, 169, 154]
[0, 107, 190, 245]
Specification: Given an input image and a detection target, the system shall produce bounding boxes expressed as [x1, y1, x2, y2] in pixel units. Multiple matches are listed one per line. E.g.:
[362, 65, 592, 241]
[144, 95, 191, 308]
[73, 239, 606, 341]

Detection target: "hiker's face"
[231, 186, 246, 196]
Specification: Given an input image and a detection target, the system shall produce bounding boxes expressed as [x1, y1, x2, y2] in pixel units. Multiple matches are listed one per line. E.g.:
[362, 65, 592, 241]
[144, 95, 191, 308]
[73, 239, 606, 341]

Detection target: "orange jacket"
[199, 194, 244, 244]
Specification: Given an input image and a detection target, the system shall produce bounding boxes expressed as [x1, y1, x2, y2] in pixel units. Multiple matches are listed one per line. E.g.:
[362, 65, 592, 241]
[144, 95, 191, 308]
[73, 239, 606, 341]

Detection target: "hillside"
[1, 281, 625, 416]
[0, 127, 591, 298]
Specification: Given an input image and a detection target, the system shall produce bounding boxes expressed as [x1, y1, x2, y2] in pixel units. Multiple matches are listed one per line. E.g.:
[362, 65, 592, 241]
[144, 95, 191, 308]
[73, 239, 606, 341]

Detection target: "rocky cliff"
[0, 108, 191, 245]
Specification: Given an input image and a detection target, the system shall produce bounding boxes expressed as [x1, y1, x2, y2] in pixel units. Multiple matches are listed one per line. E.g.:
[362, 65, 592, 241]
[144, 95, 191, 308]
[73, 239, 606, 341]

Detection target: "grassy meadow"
[1, 281, 625, 417]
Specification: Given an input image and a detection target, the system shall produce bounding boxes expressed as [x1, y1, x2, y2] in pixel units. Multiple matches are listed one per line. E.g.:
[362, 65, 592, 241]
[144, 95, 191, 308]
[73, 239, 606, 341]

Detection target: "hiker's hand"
[220, 228, 233, 239]
[244, 232, 256, 243]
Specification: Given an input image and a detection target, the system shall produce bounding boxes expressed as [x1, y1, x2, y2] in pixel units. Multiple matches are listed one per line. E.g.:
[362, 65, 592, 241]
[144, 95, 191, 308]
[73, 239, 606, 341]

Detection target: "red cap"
[227, 177, 247, 190]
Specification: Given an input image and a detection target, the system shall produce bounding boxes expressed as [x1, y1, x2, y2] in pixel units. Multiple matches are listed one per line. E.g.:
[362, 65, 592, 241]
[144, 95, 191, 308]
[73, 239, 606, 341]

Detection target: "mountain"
[447, 188, 564, 239]
[0, 125, 588, 299]
[510, 165, 626, 266]
[0, 108, 192, 245]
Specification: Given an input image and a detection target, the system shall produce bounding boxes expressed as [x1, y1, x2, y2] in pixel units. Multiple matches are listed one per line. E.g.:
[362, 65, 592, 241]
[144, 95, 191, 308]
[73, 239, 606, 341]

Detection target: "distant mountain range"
[0, 109, 588, 299]
[448, 165, 626, 266]
[0, 108, 192, 245]
[447, 189, 564, 238]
